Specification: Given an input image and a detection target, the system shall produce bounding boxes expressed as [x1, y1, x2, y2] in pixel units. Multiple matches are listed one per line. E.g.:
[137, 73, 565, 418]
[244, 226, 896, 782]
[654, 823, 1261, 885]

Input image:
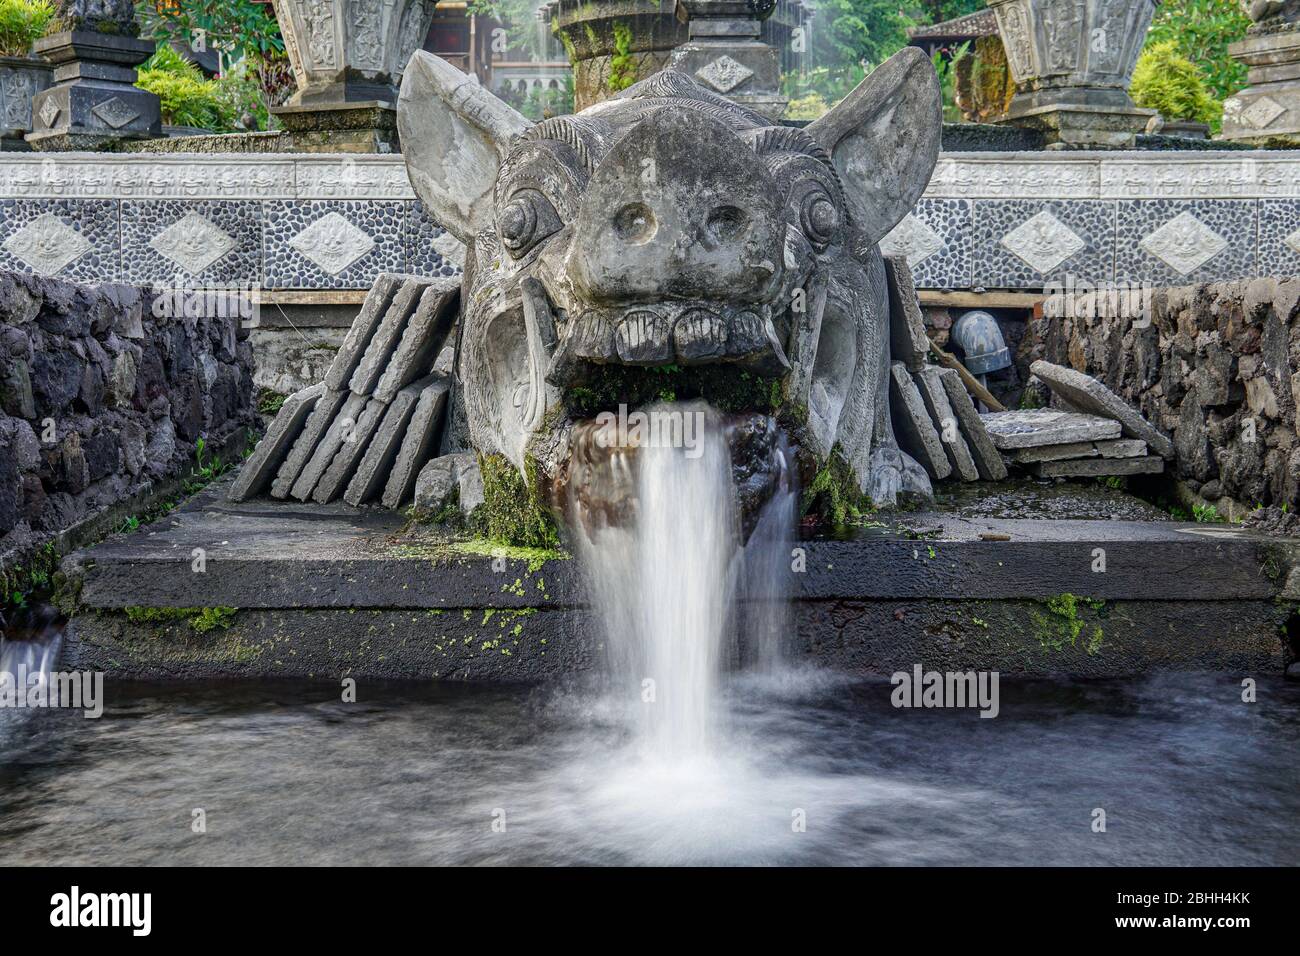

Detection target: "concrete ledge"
[61, 478, 1299, 680]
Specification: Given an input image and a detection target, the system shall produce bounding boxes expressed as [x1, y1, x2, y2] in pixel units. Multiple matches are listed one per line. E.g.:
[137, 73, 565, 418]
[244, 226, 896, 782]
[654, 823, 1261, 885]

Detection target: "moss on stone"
[473, 454, 562, 550]
[562, 364, 781, 419]
[800, 446, 873, 527]
[1032, 593, 1105, 653]
[123, 605, 238, 633]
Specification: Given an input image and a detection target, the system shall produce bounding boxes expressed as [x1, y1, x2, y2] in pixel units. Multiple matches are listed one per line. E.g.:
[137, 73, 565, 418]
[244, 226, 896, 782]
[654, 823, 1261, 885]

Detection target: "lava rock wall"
[1025, 277, 1300, 511]
[0, 271, 256, 567]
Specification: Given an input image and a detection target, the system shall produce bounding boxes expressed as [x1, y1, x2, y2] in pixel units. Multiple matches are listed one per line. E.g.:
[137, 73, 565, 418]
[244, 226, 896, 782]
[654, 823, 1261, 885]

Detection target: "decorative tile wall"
[2, 151, 1299, 292]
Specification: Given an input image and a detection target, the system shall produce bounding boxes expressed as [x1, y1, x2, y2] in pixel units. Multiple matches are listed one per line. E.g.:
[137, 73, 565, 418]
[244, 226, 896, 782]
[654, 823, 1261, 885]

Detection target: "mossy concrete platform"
[61, 479, 1300, 681]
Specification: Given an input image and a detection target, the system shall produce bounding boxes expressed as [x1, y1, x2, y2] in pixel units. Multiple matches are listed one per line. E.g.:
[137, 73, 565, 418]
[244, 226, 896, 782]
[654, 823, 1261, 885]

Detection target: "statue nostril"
[705, 205, 748, 245]
[613, 203, 656, 244]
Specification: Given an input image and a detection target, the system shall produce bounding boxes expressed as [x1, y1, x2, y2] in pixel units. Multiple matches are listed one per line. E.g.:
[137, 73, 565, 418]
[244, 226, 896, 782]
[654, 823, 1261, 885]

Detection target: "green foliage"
[931, 41, 970, 123]
[257, 387, 287, 417]
[1143, 0, 1250, 104]
[136, 45, 223, 128]
[608, 21, 635, 93]
[135, 44, 267, 131]
[785, 91, 831, 121]
[1193, 503, 1223, 523]
[137, 0, 283, 63]
[808, 0, 911, 76]
[1131, 40, 1223, 127]
[499, 73, 574, 120]
[0, 0, 53, 57]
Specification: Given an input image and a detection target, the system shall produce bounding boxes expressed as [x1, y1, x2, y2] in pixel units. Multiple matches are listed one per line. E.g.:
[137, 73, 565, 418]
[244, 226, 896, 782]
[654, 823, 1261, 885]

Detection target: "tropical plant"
[137, 0, 283, 63]
[136, 44, 267, 130]
[1143, 0, 1250, 103]
[1131, 40, 1223, 127]
[0, 0, 54, 57]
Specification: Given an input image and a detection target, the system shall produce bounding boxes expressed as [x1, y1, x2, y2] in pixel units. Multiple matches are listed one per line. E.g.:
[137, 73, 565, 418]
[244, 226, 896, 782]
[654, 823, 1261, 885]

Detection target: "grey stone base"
[1222, 28, 1300, 144]
[271, 102, 400, 154]
[61, 479, 1299, 680]
[999, 101, 1157, 149]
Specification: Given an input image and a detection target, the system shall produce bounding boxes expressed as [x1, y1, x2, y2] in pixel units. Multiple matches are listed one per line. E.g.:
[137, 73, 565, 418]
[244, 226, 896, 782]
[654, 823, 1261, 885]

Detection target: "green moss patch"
[124, 605, 238, 633]
[473, 454, 562, 550]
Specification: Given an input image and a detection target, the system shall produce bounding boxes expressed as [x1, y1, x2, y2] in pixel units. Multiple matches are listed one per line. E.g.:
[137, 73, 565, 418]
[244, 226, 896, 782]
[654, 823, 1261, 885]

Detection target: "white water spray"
[570, 402, 798, 760]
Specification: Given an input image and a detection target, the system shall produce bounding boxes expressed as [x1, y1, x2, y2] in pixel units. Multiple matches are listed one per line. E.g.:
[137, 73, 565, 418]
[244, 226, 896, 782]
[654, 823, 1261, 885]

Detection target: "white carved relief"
[696, 55, 755, 94]
[3, 214, 92, 275]
[1139, 212, 1228, 275]
[290, 212, 375, 274]
[150, 213, 238, 274]
[879, 214, 945, 267]
[1000, 210, 1086, 273]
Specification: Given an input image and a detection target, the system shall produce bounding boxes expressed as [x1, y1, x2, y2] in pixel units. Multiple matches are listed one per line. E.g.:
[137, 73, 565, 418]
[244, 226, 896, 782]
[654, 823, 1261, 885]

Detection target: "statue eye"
[800, 190, 839, 250]
[499, 189, 561, 257]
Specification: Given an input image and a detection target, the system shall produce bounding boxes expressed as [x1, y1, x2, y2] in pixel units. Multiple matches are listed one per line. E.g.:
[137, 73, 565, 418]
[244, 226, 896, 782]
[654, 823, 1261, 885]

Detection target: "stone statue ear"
[806, 47, 942, 247]
[398, 51, 531, 244]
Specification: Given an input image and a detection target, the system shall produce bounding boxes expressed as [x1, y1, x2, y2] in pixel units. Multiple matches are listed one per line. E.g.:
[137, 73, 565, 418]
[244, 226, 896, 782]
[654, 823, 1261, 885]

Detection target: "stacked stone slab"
[230, 274, 459, 506]
[981, 381, 1167, 480]
[884, 258, 1006, 484]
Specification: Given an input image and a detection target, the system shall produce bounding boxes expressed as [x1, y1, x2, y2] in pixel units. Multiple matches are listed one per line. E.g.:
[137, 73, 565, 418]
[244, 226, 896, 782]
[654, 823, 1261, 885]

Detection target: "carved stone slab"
[344, 376, 430, 506]
[229, 382, 324, 501]
[312, 395, 389, 503]
[290, 391, 368, 500]
[382, 376, 450, 508]
[914, 367, 978, 481]
[888, 362, 952, 480]
[324, 272, 402, 390]
[372, 279, 458, 403]
[271, 387, 348, 498]
[938, 367, 1008, 481]
[349, 276, 436, 396]
[884, 255, 931, 371]
[980, 408, 1122, 449]
[1030, 359, 1176, 459]
[1008, 437, 1148, 464]
[1029, 455, 1164, 478]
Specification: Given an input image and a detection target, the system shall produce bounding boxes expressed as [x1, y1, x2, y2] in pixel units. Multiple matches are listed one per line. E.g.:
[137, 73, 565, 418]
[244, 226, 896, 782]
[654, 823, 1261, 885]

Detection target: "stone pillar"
[270, 0, 437, 153]
[1221, 4, 1300, 146]
[547, 0, 686, 112]
[989, 0, 1157, 148]
[26, 0, 162, 151]
[669, 0, 787, 121]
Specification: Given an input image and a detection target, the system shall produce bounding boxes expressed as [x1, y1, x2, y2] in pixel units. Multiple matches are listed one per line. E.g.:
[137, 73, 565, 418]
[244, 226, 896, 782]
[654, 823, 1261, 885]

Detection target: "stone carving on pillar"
[270, 0, 436, 153]
[668, 0, 788, 120]
[26, 0, 162, 151]
[989, 0, 1158, 148]
[1221, 0, 1300, 145]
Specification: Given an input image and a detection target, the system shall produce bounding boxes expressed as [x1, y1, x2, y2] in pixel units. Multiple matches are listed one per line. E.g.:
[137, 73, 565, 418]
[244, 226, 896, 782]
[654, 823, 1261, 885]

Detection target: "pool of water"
[1, 670, 1296, 866]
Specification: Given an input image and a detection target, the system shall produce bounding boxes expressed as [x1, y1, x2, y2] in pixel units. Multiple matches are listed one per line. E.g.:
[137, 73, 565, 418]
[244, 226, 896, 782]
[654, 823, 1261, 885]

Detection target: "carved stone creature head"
[399, 49, 940, 500]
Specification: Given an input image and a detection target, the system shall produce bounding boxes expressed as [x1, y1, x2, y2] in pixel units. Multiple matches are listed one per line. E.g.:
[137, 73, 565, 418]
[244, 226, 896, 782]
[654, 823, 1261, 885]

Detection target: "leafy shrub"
[1143, 0, 1249, 105]
[785, 92, 830, 121]
[1131, 40, 1222, 127]
[136, 44, 268, 131]
[0, 0, 54, 57]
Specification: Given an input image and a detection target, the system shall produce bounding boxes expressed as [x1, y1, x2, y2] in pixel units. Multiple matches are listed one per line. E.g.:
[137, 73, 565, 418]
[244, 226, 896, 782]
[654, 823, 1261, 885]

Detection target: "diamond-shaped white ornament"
[3, 213, 91, 275]
[432, 231, 465, 268]
[1242, 96, 1285, 130]
[150, 213, 237, 274]
[290, 212, 375, 275]
[879, 213, 944, 267]
[1285, 227, 1300, 258]
[38, 98, 59, 128]
[92, 97, 139, 130]
[695, 55, 754, 94]
[1139, 212, 1227, 276]
[1000, 210, 1085, 274]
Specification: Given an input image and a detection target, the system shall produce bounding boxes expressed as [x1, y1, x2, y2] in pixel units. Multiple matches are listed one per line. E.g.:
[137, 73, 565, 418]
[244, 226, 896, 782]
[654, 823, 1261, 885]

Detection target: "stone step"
[70, 481, 1294, 610]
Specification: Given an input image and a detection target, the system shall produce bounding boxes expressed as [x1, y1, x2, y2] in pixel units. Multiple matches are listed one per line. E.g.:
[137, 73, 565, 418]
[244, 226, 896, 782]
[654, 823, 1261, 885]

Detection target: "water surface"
[1, 671, 1295, 866]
